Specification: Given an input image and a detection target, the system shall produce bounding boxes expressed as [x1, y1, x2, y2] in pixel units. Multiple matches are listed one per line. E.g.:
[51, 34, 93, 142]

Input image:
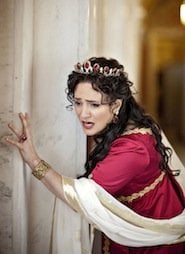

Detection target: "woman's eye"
[74, 101, 81, 106]
[91, 103, 100, 108]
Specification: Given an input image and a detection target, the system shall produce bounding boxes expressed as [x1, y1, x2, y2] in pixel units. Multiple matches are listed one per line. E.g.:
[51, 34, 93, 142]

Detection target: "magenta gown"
[91, 132, 185, 254]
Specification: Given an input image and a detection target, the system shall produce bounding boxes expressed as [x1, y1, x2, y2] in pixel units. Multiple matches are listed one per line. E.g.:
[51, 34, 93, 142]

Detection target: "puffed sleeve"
[91, 136, 150, 195]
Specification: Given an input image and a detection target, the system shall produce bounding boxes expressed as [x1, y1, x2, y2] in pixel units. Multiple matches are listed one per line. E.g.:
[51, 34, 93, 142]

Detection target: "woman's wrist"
[28, 157, 41, 170]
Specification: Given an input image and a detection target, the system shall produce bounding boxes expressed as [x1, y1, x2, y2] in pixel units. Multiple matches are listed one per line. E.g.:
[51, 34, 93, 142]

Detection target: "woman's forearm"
[41, 168, 66, 201]
[30, 159, 66, 201]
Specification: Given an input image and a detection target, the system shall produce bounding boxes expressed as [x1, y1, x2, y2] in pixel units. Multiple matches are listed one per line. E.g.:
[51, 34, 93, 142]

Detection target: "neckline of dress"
[122, 127, 153, 136]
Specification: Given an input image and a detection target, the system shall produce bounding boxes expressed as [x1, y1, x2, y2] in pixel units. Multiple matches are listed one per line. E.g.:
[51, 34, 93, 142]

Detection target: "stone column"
[29, 0, 89, 253]
[0, 1, 15, 253]
[12, 1, 34, 253]
[1, 0, 90, 253]
[0, 0, 33, 253]
[89, 0, 145, 92]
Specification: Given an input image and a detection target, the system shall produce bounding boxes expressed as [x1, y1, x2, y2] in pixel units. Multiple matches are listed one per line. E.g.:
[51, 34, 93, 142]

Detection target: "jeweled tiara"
[74, 61, 124, 77]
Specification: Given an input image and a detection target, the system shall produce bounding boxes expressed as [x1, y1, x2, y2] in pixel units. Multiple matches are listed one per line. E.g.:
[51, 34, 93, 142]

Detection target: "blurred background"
[141, 0, 185, 164]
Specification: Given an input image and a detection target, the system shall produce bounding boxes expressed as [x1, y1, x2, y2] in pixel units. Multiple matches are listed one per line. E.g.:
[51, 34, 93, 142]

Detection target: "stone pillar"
[0, 0, 33, 253]
[29, 0, 89, 253]
[89, 0, 145, 93]
[1, 0, 89, 253]
[0, 1, 15, 253]
[12, 1, 34, 253]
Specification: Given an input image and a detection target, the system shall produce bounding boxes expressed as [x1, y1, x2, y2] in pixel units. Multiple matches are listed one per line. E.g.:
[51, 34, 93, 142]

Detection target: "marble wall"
[0, 0, 88, 253]
[29, 1, 89, 253]
[89, 0, 144, 92]
[0, 1, 14, 253]
[0, 0, 143, 253]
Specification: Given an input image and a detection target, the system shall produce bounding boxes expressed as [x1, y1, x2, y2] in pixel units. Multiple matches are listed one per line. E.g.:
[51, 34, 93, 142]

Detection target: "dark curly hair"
[66, 57, 172, 177]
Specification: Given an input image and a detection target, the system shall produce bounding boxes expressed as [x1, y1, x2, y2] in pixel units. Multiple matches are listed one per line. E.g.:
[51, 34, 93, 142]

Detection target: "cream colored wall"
[0, 1, 144, 253]
[89, 0, 144, 94]
[1, 0, 88, 253]
[30, 1, 89, 253]
[0, 1, 14, 253]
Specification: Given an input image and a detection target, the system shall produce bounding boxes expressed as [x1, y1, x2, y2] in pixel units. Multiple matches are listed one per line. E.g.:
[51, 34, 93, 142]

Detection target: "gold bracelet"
[32, 160, 51, 180]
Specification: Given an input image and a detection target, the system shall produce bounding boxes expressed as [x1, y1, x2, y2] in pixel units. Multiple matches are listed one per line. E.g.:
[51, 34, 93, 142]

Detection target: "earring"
[112, 112, 119, 124]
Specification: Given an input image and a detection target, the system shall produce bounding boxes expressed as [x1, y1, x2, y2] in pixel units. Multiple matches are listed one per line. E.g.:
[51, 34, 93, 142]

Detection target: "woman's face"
[73, 82, 120, 136]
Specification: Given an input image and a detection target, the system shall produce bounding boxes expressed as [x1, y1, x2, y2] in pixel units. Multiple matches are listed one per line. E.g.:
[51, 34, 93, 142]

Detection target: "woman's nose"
[80, 105, 91, 118]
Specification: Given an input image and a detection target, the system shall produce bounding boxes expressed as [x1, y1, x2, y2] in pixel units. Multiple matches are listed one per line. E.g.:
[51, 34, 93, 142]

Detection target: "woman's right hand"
[6, 112, 41, 169]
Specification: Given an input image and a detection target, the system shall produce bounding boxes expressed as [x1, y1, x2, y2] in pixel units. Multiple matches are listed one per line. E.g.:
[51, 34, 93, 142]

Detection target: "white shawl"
[62, 132, 185, 248]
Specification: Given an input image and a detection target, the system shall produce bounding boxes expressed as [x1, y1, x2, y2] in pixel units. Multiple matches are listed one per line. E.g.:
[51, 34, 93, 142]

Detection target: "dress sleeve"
[91, 136, 150, 195]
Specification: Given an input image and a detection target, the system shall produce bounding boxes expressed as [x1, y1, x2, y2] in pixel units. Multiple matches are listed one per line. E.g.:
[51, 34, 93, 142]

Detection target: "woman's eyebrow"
[74, 97, 101, 103]
[86, 100, 101, 103]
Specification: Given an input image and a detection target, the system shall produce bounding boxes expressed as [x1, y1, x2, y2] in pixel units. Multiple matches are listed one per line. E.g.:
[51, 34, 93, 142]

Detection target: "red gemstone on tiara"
[84, 61, 90, 68]
[93, 63, 100, 72]
[104, 66, 109, 74]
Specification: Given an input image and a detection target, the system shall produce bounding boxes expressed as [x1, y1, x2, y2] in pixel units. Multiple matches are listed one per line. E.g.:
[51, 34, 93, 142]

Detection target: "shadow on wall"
[157, 63, 185, 165]
[157, 63, 185, 142]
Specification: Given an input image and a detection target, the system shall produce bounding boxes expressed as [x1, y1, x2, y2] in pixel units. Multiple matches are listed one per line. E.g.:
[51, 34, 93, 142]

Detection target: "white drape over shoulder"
[62, 132, 185, 248]
[62, 176, 185, 248]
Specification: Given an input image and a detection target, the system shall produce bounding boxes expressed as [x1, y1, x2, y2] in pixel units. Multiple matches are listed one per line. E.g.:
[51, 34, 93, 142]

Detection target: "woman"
[6, 57, 185, 253]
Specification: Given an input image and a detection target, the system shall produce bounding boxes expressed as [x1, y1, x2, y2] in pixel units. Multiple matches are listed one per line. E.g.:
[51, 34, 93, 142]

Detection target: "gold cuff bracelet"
[32, 160, 51, 180]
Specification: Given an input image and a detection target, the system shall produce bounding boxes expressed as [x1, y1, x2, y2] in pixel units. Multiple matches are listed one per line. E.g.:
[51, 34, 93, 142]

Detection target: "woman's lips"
[82, 121, 94, 129]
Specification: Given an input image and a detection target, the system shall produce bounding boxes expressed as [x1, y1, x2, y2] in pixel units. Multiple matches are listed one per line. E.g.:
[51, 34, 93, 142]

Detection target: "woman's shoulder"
[113, 127, 153, 146]
[122, 127, 152, 136]
[110, 128, 154, 156]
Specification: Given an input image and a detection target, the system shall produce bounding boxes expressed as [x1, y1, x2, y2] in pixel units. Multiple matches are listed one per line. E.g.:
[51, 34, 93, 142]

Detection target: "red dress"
[91, 132, 185, 254]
